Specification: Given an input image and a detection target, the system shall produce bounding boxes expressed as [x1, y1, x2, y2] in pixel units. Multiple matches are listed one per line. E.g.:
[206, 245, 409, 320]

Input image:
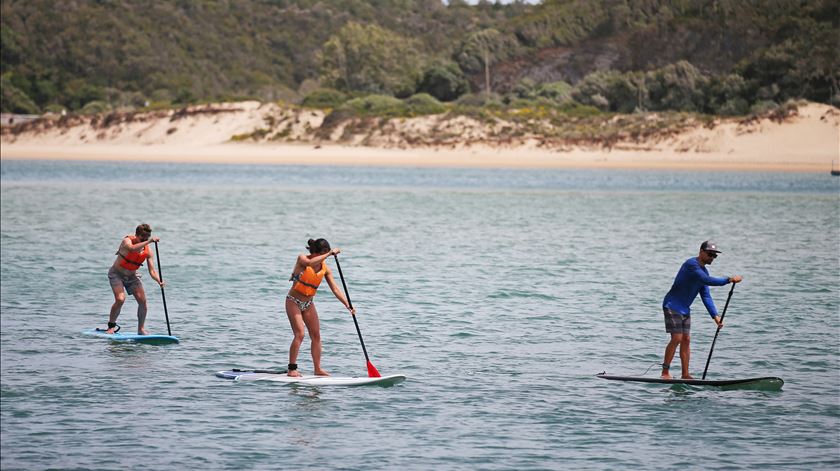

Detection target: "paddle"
[701, 282, 736, 379]
[333, 254, 381, 377]
[153, 241, 173, 336]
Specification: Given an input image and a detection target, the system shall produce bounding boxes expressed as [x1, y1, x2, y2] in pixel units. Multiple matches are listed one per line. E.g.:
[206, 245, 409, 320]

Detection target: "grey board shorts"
[663, 307, 691, 334]
[108, 266, 143, 296]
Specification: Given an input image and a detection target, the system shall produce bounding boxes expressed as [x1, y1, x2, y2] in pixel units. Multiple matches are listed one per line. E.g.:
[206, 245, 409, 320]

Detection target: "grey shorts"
[109, 266, 143, 296]
[663, 308, 690, 334]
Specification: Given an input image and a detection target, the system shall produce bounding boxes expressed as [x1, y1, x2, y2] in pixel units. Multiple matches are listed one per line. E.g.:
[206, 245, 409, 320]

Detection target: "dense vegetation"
[2, 0, 837, 116]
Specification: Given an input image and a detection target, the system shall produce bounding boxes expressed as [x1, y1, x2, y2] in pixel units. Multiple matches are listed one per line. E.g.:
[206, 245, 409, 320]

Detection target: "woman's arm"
[297, 248, 341, 267]
[324, 268, 355, 315]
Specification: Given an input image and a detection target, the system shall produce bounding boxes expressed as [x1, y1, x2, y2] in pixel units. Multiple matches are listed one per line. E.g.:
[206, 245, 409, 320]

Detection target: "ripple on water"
[1, 162, 839, 470]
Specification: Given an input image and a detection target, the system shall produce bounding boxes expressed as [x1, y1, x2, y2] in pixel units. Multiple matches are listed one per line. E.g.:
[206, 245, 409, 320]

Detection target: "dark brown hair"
[135, 223, 152, 236]
[307, 238, 331, 254]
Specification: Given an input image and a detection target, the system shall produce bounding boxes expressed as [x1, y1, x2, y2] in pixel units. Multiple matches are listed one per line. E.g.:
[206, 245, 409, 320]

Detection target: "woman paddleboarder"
[285, 238, 354, 377]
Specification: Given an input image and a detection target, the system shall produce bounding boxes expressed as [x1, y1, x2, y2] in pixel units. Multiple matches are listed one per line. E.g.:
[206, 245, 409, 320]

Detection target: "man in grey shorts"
[660, 241, 742, 379]
[106, 224, 164, 334]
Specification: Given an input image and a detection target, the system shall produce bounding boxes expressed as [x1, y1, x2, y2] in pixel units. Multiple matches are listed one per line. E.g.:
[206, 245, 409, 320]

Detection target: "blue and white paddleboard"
[216, 369, 405, 387]
[81, 328, 179, 345]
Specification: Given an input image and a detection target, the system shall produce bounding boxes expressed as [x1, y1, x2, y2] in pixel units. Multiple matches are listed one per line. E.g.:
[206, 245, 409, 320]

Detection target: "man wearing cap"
[660, 241, 742, 379]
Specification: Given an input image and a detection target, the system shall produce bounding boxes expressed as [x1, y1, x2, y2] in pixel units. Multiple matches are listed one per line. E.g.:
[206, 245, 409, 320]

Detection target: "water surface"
[2, 160, 838, 470]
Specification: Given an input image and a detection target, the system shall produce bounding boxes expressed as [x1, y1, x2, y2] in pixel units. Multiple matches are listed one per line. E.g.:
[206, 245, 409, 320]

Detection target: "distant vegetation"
[2, 0, 837, 117]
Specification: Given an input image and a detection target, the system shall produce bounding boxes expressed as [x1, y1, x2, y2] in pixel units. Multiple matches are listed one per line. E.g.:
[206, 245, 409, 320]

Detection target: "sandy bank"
[2, 101, 837, 172]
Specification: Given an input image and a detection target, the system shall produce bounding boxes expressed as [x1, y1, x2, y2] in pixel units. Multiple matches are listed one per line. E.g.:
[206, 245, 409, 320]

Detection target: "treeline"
[1, 0, 837, 116]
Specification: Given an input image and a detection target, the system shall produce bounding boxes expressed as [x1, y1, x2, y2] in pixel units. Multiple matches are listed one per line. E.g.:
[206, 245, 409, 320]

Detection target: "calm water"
[1, 160, 838, 470]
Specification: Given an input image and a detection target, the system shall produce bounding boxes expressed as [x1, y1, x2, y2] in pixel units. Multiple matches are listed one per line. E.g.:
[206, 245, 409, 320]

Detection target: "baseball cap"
[700, 240, 722, 253]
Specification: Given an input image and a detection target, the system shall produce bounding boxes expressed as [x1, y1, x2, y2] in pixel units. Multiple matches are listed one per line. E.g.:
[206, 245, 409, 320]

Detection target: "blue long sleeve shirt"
[662, 257, 730, 318]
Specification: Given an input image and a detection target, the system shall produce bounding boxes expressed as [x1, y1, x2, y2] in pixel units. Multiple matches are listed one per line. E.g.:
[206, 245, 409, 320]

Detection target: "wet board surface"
[81, 329, 179, 345]
[596, 373, 783, 391]
[216, 369, 406, 387]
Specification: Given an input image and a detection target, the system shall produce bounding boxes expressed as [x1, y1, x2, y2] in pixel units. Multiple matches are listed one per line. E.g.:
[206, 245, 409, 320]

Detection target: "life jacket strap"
[116, 251, 144, 267]
[290, 272, 319, 289]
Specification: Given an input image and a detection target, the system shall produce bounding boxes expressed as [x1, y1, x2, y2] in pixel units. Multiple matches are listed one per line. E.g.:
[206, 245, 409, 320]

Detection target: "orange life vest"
[116, 236, 150, 270]
[291, 262, 327, 297]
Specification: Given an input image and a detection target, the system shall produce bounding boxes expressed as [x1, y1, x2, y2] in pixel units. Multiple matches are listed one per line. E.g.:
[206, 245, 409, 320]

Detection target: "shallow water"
[2, 160, 839, 470]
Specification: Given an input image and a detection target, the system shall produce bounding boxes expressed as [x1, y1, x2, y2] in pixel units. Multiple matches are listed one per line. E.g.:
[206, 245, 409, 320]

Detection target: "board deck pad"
[216, 369, 406, 387]
[81, 328, 179, 345]
[596, 373, 783, 391]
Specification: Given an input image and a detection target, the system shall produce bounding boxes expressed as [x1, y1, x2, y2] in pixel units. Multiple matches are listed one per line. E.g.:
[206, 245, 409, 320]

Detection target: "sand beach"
[2, 102, 837, 172]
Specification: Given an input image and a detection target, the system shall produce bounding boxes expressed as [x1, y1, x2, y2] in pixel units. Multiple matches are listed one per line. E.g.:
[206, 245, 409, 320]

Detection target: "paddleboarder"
[660, 241, 742, 379]
[285, 238, 355, 377]
[105, 224, 164, 335]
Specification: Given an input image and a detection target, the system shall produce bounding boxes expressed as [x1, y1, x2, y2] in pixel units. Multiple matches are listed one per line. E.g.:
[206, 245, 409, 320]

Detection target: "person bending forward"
[106, 224, 164, 335]
[285, 238, 354, 377]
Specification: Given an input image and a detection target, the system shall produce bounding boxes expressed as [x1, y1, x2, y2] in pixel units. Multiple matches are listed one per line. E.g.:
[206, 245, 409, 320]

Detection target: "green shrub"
[144, 101, 173, 111]
[556, 102, 603, 118]
[718, 98, 750, 116]
[302, 88, 349, 109]
[230, 128, 270, 141]
[43, 104, 66, 114]
[749, 100, 779, 115]
[340, 94, 407, 117]
[1, 84, 40, 114]
[80, 100, 109, 115]
[416, 63, 469, 102]
[404, 93, 446, 116]
[455, 92, 503, 108]
[537, 81, 574, 104]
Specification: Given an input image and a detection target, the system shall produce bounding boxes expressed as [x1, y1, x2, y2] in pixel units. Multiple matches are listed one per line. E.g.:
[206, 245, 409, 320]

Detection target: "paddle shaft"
[333, 255, 372, 363]
[702, 282, 735, 379]
[153, 241, 172, 336]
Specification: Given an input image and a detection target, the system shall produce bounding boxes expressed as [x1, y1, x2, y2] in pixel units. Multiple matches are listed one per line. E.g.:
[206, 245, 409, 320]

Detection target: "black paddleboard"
[596, 373, 784, 391]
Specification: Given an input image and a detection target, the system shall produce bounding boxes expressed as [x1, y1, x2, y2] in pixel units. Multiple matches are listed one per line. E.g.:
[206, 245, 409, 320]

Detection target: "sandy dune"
[2, 101, 837, 172]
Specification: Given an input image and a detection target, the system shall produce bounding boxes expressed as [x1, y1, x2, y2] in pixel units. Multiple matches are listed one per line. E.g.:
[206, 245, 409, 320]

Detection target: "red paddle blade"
[367, 361, 381, 378]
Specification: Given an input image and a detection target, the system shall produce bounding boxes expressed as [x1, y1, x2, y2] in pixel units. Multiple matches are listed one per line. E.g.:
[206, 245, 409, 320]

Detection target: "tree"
[318, 21, 424, 97]
[416, 62, 469, 102]
[456, 29, 519, 101]
[704, 74, 749, 115]
[572, 70, 639, 113]
[645, 61, 708, 112]
[1, 73, 40, 113]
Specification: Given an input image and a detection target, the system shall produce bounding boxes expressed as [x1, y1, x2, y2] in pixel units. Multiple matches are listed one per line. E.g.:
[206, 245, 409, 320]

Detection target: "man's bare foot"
[314, 369, 330, 376]
[106, 328, 116, 334]
[661, 373, 673, 379]
[287, 370, 302, 377]
[138, 328, 150, 335]
[682, 374, 694, 379]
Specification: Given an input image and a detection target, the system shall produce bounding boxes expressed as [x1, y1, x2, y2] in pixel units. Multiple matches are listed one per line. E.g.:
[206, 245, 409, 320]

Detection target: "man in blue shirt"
[661, 241, 742, 379]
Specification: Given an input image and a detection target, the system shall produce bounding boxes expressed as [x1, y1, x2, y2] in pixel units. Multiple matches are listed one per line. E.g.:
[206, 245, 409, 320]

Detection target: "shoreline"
[2, 101, 837, 173]
[0, 143, 834, 173]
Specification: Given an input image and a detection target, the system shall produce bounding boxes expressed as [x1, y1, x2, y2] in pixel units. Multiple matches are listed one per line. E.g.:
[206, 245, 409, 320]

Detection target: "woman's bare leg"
[302, 304, 328, 376]
[285, 297, 305, 377]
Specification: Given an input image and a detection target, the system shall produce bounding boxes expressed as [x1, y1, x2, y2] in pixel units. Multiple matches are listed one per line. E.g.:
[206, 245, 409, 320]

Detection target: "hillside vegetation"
[2, 0, 837, 118]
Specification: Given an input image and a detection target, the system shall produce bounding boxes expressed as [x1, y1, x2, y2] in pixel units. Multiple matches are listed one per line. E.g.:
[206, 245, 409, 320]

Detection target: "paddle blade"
[367, 361, 382, 378]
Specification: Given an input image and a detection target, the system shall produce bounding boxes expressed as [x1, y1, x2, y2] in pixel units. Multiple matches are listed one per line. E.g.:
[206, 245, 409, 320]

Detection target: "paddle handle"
[333, 254, 370, 361]
[702, 282, 735, 379]
[154, 241, 172, 336]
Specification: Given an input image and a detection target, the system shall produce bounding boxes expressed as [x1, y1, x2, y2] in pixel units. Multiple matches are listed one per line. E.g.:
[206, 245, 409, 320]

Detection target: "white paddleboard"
[215, 369, 405, 387]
